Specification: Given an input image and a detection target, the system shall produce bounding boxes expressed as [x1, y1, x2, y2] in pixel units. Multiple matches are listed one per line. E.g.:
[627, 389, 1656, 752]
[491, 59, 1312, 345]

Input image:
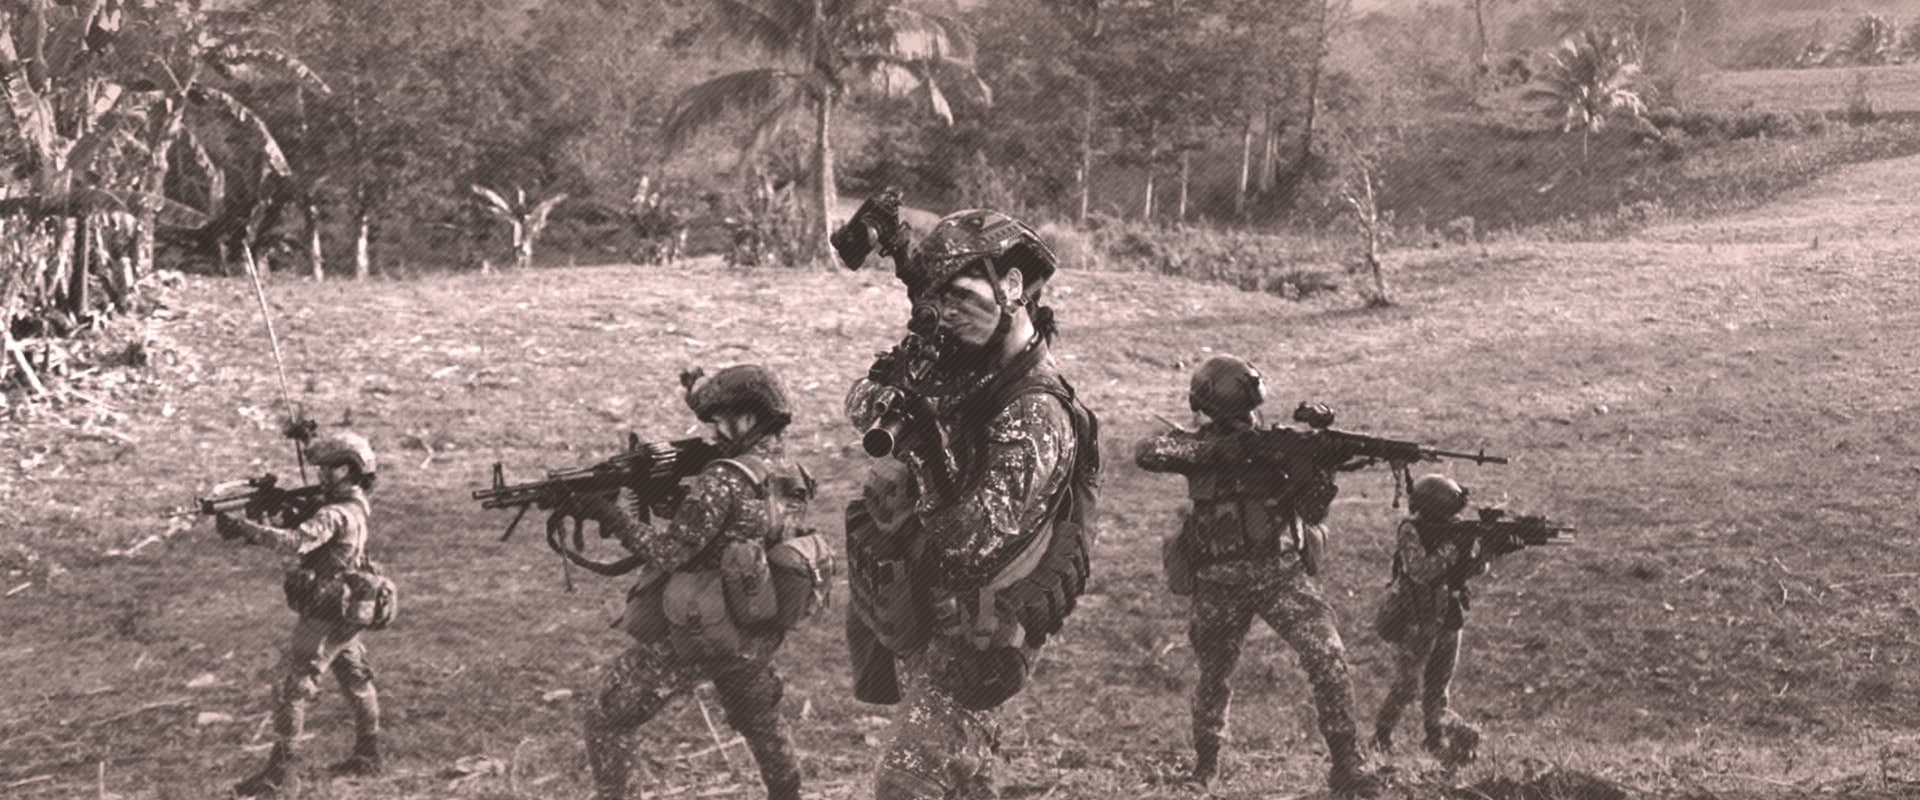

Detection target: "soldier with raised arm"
[1135, 356, 1383, 797]
[838, 204, 1101, 800]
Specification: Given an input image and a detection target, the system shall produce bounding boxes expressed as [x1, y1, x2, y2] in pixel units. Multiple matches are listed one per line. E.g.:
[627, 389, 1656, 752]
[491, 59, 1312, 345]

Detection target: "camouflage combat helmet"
[1409, 474, 1469, 519]
[307, 431, 376, 476]
[1189, 355, 1266, 418]
[685, 364, 793, 424]
[898, 209, 1057, 302]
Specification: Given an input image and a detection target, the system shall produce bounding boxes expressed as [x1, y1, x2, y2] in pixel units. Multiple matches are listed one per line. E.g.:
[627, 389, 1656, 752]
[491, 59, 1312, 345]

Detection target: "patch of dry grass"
[4, 154, 1920, 798]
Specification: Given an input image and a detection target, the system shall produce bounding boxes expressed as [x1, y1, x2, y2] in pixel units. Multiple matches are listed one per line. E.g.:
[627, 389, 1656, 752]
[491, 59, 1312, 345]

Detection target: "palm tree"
[662, 0, 989, 266]
[1522, 30, 1646, 163]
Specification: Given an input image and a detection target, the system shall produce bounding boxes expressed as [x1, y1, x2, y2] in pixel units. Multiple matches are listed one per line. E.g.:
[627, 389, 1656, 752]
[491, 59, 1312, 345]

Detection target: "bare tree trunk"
[353, 213, 371, 280]
[49, 217, 75, 304]
[305, 201, 324, 281]
[1079, 79, 1096, 225]
[1177, 150, 1190, 225]
[67, 214, 89, 317]
[1142, 171, 1155, 222]
[1258, 108, 1277, 194]
[513, 220, 531, 271]
[1364, 173, 1387, 306]
[813, 92, 836, 269]
[1236, 118, 1252, 218]
[1471, 0, 1491, 92]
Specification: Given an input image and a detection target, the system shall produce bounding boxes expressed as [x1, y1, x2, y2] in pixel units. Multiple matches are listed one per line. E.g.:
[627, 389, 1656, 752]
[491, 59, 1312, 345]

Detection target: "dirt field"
[1692, 64, 1920, 114]
[4, 150, 1920, 799]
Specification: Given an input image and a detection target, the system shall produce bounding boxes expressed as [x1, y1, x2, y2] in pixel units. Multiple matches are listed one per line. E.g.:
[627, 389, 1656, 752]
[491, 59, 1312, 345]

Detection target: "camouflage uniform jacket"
[606, 436, 801, 575]
[845, 343, 1077, 592]
[1392, 517, 1487, 620]
[1136, 421, 1303, 585]
[227, 486, 370, 566]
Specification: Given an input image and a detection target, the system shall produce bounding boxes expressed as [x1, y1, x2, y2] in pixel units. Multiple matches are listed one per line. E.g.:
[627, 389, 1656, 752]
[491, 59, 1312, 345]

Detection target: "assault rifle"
[184, 473, 327, 528]
[472, 434, 720, 576]
[1419, 508, 1576, 559]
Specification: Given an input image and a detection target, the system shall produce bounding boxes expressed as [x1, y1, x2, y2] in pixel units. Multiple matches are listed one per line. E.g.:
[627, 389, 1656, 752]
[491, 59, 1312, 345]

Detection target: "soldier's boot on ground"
[1424, 716, 1480, 765]
[1326, 736, 1385, 799]
[234, 745, 301, 798]
[328, 732, 385, 777]
[1190, 733, 1222, 787]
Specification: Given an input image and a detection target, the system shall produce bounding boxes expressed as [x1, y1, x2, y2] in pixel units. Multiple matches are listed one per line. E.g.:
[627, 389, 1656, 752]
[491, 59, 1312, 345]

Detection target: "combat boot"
[1190, 733, 1222, 787]
[1425, 718, 1480, 765]
[234, 745, 301, 798]
[1327, 736, 1384, 799]
[328, 732, 385, 777]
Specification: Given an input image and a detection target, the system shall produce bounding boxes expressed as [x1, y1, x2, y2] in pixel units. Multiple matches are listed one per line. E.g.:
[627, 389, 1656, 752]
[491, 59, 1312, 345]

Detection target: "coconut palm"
[1522, 30, 1646, 163]
[662, 0, 990, 266]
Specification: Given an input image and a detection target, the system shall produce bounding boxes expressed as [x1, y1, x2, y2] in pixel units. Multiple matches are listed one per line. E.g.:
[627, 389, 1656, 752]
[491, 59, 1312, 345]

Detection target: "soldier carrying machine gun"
[472, 432, 719, 578]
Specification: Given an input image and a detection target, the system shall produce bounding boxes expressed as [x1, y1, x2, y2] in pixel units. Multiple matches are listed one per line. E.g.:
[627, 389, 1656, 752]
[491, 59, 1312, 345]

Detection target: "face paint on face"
[711, 411, 759, 444]
[928, 273, 1004, 349]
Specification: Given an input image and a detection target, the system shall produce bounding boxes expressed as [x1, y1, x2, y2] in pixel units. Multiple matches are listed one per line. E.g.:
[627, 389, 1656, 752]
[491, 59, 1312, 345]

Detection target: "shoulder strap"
[708, 457, 768, 499]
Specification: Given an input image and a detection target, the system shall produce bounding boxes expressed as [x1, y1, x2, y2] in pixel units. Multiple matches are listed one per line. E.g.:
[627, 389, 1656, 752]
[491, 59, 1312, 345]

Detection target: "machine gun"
[1232, 402, 1509, 507]
[472, 435, 720, 577]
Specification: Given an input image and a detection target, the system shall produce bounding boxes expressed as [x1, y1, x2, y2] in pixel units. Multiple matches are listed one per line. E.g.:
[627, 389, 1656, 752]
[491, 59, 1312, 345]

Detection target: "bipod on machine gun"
[472, 434, 719, 586]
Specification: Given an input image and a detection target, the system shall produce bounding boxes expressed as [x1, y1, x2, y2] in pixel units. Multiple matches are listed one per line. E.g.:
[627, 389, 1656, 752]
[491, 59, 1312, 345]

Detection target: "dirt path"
[3, 158, 1919, 798]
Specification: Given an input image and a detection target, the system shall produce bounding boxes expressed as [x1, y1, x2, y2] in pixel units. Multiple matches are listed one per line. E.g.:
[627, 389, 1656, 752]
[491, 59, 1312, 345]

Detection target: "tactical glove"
[216, 513, 249, 542]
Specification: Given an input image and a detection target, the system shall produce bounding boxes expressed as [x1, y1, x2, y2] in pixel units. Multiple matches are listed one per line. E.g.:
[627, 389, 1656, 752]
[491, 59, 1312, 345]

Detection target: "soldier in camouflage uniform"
[556, 365, 809, 800]
[216, 432, 386, 797]
[1372, 474, 1485, 764]
[841, 207, 1099, 800]
[1134, 356, 1383, 797]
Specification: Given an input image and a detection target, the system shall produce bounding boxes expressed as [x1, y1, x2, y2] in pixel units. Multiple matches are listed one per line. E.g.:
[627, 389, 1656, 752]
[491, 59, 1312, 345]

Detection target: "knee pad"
[587, 683, 668, 733]
[277, 670, 322, 705]
[717, 670, 785, 729]
[331, 656, 375, 689]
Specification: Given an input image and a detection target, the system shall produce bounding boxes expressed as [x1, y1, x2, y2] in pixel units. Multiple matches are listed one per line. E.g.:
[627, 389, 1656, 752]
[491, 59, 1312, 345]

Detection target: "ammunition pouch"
[284, 560, 396, 631]
[1182, 492, 1293, 571]
[664, 569, 746, 660]
[1373, 579, 1419, 644]
[615, 566, 673, 642]
[933, 645, 1029, 712]
[721, 540, 779, 626]
[768, 531, 834, 630]
[1162, 526, 1196, 597]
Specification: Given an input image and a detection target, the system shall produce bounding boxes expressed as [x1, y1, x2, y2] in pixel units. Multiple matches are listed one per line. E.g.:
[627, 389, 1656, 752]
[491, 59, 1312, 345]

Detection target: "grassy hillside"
[4, 152, 1920, 798]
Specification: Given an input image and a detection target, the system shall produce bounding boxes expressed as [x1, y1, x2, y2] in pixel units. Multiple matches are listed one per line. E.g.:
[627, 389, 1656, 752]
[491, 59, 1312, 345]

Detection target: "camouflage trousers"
[1188, 560, 1364, 770]
[874, 636, 1035, 800]
[584, 636, 801, 800]
[272, 615, 379, 749]
[1374, 614, 1463, 740]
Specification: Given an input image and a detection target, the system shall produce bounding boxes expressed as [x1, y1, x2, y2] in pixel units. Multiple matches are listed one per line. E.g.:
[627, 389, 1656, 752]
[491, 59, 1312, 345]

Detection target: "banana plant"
[469, 184, 567, 273]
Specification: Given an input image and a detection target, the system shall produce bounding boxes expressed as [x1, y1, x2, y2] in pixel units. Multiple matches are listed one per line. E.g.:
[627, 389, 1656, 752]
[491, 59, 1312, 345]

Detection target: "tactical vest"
[283, 494, 397, 630]
[1181, 464, 1297, 570]
[845, 353, 1100, 706]
[623, 452, 833, 654]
